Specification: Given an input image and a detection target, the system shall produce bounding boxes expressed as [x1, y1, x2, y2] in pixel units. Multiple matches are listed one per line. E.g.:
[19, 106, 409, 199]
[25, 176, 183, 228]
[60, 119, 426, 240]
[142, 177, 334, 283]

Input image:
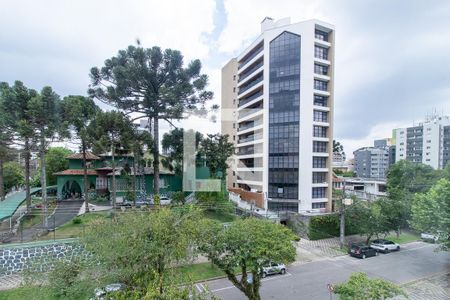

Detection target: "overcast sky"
[1, 0, 449, 156]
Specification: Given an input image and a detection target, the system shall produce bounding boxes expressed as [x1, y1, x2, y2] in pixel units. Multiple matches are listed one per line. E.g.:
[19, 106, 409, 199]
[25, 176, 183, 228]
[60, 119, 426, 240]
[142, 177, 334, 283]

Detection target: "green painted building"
[55, 152, 211, 201]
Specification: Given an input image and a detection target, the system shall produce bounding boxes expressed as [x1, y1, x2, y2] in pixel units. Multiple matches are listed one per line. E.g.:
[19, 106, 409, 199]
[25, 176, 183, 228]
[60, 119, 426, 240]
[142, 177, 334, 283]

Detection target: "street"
[198, 242, 450, 299]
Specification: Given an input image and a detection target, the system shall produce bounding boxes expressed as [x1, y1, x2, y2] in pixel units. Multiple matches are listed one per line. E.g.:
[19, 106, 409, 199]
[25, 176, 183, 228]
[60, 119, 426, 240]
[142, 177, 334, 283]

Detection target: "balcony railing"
[237, 171, 263, 182]
[237, 148, 254, 156]
[238, 90, 263, 107]
[239, 60, 264, 83]
[238, 107, 263, 119]
[238, 44, 263, 69]
[238, 133, 263, 144]
[238, 119, 263, 132]
[238, 74, 263, 95]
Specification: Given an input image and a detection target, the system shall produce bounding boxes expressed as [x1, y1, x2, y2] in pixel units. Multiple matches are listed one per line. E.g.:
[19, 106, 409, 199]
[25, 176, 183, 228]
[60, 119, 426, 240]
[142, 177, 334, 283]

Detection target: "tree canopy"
[199, 133, 234, 179]
[411, 178, 450, 251]
[200, 218, 297, 300]
[45, 147, 73, 185]
[81, 207, 205, 296]
[333, 272, 406, 300]
[161, 128, 202, 175]
[89, 44, 213, 196]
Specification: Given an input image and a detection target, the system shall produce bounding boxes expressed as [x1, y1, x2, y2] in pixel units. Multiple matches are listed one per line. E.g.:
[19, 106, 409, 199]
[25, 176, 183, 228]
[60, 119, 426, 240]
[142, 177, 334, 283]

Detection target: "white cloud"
[218, 0, 324, 54]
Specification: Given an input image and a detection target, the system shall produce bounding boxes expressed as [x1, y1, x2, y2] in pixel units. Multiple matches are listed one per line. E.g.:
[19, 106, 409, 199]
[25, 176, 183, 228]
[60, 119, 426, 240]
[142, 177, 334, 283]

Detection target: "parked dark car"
[348, 243, 379, 259]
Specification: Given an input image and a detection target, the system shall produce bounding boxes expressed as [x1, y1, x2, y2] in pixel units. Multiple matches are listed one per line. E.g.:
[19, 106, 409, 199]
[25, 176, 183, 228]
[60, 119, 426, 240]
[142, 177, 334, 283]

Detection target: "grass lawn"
[177, 262, 227, 282]
[0, 286, 55, 300]
[203, 210, 236, 223]
[383, 231, 420, 244]
[38, 211, 111, 240]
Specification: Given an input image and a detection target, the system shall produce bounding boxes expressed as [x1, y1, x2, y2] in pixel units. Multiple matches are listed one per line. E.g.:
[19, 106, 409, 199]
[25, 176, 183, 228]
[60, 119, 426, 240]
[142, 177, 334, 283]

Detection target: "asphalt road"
[198, 242, 450, 300]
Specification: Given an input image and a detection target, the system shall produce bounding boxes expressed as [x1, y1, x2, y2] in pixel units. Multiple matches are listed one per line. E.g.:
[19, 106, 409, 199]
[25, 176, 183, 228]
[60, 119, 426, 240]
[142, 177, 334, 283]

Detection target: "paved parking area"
[203, 242, 450, 300]
[396, 272, 450, 300]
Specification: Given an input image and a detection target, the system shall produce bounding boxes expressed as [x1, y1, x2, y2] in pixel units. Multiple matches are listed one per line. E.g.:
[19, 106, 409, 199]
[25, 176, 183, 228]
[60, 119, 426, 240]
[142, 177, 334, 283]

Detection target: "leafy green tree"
[28, 86, 63, 226]
[89, 44, 213, 196]
[200, 218, 297, 300]
[81, 207, 203, 295]
[199, 133, 234, 179]
[333, 272, 406, 300]
[385, 160, 439, 235]
[60, 95, 99, 212]
[0, 83, 16, 200]
[7, 81, 38, 212]
[88, 110, 133, 207]
[346, 199, 389, 244]
[45, 147, 73, 185]
[3, 161, 24, 193]
[162, 128, 203, 175]
[411, 178, 450, 251]
[333, 140, 346, 160]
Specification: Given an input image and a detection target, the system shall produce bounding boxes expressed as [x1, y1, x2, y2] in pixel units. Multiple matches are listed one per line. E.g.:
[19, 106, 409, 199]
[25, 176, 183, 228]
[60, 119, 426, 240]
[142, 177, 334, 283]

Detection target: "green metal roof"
[0, 186, 57, 222]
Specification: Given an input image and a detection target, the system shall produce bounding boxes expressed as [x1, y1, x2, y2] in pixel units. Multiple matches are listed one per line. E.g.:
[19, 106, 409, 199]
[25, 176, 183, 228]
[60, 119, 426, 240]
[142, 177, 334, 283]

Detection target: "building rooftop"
[67, 152, 101, 160]
[54, 169, 98, 176]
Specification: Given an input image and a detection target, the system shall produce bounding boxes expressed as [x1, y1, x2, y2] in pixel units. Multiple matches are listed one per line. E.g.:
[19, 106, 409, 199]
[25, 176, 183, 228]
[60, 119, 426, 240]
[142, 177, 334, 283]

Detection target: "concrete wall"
[0, 239, 87, 275]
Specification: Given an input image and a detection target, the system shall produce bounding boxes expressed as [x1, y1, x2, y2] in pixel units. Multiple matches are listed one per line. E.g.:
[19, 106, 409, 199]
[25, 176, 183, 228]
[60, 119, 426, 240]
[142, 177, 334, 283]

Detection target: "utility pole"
[339, 182, 353, 249]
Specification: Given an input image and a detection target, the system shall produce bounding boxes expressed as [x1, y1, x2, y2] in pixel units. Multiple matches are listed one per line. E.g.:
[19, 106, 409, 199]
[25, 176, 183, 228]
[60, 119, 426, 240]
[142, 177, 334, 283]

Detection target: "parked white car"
[421, 232, 439, 242]
[370, 239, 400, 253]
[91, 283, 125, 299]
[261, 263, 286, 278]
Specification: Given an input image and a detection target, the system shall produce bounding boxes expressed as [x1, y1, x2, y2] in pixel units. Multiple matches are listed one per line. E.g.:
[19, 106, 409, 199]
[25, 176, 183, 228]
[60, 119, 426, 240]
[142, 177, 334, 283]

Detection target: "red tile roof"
[67, 152, 101, 160]
[54, 169, 98, 176]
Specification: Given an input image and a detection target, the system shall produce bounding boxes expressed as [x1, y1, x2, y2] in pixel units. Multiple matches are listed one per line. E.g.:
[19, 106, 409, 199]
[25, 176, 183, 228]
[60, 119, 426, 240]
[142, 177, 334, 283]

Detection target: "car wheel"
[280, 269, 286, 275]
[262, 272, 267, 278]
[362, 254, 366, 259]
[384, 248, 389, 253]
[396, 246, 400, 251]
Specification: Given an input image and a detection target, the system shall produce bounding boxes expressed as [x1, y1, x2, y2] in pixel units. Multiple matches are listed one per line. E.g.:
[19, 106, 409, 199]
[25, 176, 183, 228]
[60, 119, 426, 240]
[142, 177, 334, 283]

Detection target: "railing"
[238, 107, 263, 119]
[238, 90, 263, 107]
[238, 133, 263, 144]
[238, 119, 263, 132]
[239, 60, 264, 82]
[238, 75, 263, 95]
[237, 171, 263, 182]
[238, 44, 263, 69]
[237, 148, 254, 156]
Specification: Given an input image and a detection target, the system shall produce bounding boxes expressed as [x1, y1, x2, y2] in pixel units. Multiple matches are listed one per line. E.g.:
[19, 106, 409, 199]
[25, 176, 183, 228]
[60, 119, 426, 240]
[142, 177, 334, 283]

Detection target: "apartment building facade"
[394, 115, 450, 169]
[353, 147, 390, 179]
[221, 17, 335, 213]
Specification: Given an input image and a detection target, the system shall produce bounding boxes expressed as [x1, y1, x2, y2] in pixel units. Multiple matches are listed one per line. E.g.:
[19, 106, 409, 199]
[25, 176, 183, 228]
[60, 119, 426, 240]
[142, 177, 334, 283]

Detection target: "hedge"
[308, 213, 361, 240]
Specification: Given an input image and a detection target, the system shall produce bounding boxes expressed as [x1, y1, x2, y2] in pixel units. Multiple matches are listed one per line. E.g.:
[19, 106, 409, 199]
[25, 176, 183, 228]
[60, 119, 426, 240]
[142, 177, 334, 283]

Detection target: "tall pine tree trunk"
[25, 139, 31, 213]
[0, 156, 4, 201]
[132, 151, 137, 206]
[40, 135, 48, 228]
[153, 117, 160, 196]
[111, 144, 116, 208]
[82, 141, 89, 213]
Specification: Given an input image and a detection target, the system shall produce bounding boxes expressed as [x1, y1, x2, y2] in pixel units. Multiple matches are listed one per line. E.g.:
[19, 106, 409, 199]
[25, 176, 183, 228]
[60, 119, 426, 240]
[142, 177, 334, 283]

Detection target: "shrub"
[72, 217, 82, 225]
[308, 213, 362, 240]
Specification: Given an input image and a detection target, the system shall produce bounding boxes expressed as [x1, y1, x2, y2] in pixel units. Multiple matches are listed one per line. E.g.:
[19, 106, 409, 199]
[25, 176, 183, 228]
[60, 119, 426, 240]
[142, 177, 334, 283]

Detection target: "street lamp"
[339, 197, 353, 249]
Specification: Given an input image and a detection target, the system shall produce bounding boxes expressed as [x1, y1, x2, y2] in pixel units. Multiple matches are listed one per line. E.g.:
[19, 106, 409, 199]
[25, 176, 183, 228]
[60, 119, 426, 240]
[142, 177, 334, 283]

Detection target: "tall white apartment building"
[394, 115, 450, 169]
[221, 17, 335, 213]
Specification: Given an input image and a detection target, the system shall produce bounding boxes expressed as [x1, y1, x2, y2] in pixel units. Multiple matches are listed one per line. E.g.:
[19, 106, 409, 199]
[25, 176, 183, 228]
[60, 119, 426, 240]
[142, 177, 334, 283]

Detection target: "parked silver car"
[261, 263, 286, 278]
[370, 239, 400, 253]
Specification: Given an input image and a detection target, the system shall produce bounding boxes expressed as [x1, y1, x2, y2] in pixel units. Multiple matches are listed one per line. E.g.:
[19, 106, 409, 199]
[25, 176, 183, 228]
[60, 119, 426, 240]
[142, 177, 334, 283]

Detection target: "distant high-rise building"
[353, 147, 390, 179]
[394, 115, 450, 169]
[353, 138, 395, 179]
[221, 17, 335, 213]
